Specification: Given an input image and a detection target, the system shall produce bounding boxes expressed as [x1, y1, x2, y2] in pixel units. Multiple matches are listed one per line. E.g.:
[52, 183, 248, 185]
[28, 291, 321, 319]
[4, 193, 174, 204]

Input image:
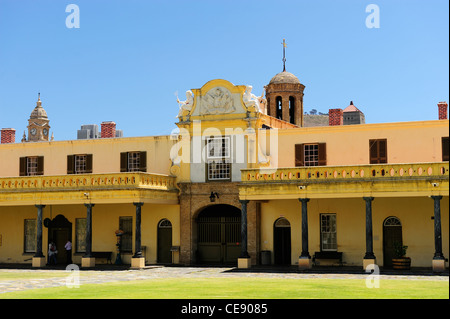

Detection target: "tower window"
[289, 96, 296, 124]
[276, 96, 282, 120]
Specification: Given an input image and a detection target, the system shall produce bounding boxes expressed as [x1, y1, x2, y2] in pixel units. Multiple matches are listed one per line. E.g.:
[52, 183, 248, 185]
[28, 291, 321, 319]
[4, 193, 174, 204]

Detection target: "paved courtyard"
[0, 265, 448, 294]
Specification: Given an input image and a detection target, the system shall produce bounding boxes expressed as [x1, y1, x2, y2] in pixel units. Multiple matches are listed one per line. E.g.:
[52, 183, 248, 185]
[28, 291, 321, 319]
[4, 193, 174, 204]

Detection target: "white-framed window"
[206, 137, 231, 180]
[75, 155, 87, 174]
[320, 214, 337, 251]
[26, 157, 38, 176]
[304, 144, 319, 166]
[207, 136, 231, 159]
[127, 152, 141, 172]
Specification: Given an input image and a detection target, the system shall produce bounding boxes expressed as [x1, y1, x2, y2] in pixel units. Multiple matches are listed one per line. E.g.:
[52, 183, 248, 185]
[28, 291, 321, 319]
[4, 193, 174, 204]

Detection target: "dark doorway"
[157, 219, 172, 263]
[197, 204, 241, 264]
[383, 216, 402, 268]
[48, 214, 72, 265]
[274, 218, 291, 265]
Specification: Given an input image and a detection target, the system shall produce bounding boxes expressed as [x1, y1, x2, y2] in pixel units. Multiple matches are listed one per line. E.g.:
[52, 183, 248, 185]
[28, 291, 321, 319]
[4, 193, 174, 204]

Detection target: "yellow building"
[0, 71, 448, 271]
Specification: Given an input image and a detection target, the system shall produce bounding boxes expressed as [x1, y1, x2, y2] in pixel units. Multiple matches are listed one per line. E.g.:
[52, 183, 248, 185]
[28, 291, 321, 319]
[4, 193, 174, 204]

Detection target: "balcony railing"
[0, 172, 177, 192]
[241, 162, 449, 184]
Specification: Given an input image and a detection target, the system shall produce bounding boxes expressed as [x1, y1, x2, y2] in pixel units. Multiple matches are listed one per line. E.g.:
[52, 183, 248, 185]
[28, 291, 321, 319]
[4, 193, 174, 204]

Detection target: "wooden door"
[157, 219, 172, 263]
[274, 218, 291, 265]
[383, 217, 402, 268]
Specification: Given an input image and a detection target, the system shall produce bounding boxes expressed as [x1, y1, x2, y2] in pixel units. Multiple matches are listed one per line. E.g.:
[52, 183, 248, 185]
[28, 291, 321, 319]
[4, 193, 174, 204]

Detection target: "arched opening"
[273, 217, 291, 265]
[196, 204, 241, 264]
[383, 216, 402, 268]
[276, 96, 282, 120]
[47, 214, 72, 265]
[157, 219, 172, 264]
[289, 96, 296, 124]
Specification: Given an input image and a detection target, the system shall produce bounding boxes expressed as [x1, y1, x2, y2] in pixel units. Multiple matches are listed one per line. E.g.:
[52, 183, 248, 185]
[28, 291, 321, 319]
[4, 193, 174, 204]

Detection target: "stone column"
[132, 202, 145, 269]
[363, 197, 376, 269]
[431, 196, 446, 272]
[32, 205, 46, 267]
[281, 95, 290, 123]
[82, 203, 95, 268]
[298, 198, 311, 269]
[238, 200, 251, 268]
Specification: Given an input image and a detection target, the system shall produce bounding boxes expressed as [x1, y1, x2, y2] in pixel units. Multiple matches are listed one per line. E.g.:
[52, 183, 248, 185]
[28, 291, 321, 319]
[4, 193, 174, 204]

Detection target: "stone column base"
[81, 257, 96, 268]
[298, 257, 312, 269]
[363, 258, 376, 270]
[32, 257, 46, 268]
[238, 258, 251, 269]
[131, 257, 146, 269]
[432, 259, 446, 272]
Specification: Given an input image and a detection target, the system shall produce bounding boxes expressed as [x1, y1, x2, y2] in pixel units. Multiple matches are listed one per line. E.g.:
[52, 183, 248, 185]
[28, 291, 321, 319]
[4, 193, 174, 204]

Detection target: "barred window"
[27, 157, 38, 176]
[207, 160, 231, 180]
[320, 214, 337, 251]
[206, 137, 231, 181]
[304, 144, 319, 166]
[128, 152, 141, 172]
[75, 155, 87, 174]
[24, 219, 36, 253]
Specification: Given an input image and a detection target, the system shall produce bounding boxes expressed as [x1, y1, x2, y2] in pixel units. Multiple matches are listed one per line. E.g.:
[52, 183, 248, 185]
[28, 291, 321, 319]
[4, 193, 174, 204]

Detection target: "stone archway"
[47, 214, 72, 264]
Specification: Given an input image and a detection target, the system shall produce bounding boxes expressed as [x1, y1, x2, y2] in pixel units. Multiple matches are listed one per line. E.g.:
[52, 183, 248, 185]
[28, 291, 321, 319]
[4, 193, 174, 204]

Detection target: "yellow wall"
[260, 196, 449, 267]
[0, 135, 176, 177]
[0, 203, 180, 264]
[275, 120, 449, 167]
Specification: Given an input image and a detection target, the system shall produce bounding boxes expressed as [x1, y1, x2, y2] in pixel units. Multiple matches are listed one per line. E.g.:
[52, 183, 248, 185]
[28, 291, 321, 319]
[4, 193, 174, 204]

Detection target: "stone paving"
[0, 265, 448, 294]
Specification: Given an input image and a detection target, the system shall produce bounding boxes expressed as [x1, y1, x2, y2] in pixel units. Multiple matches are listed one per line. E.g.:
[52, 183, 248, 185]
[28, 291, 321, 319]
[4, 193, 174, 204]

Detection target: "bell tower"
[26, 93, 51, 142]
[265, 39, 305, 126]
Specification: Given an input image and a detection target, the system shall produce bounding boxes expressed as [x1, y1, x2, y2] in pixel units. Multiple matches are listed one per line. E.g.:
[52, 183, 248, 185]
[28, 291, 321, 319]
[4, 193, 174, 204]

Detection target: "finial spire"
[282, 38, 287, 71]
[36, 92, 42, 107]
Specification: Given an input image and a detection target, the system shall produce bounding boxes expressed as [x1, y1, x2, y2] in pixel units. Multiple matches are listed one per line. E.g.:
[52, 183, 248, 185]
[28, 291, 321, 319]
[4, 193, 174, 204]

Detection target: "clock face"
[30, 128, 37, 136]
[43, 128, 48, 136]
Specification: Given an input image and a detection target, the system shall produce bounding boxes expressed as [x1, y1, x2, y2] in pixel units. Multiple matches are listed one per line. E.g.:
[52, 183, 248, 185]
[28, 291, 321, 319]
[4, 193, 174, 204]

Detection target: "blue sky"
[0, 0, 448, 141]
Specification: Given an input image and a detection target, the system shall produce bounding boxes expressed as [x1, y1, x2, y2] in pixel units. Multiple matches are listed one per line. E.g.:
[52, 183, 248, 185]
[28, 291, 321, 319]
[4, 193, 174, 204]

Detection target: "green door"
[383, 217, 402, 268]
[197, 205, 241, 264]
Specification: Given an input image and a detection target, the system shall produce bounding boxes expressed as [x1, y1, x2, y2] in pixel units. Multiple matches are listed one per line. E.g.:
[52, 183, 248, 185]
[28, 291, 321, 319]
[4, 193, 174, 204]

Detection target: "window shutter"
[295, 144, 304, 167]
[86, 154, 93, 173]
[139, 151, 147, 172]
[19, 157, 27, 176]
[378, 139, 387, 163]
[37, 156, 44, 175]
[369, 140, 378, 164]
[369, 139, 387, 164]
[67, 155, 75, 174]
[442, 137, 449, 161]
[318, 143, 327, 166]
[120, 152, 128, 172]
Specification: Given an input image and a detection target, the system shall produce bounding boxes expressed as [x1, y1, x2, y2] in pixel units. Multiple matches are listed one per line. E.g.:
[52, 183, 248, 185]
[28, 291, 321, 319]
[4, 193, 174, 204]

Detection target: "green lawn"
[1, 277, 448, 299]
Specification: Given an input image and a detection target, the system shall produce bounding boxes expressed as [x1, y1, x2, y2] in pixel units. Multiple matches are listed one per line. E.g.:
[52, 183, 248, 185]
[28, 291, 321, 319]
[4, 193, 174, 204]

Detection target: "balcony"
[240, 162, 449, 200]
[0, 172, 179, 206]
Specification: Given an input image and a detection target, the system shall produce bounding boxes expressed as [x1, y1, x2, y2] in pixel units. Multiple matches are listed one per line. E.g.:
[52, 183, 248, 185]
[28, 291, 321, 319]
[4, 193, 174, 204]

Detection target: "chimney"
[329, 109, 343, 126]
[438, 102, 448, 120]
[1, 128, 16, 144]
[101, 121, 116, 138]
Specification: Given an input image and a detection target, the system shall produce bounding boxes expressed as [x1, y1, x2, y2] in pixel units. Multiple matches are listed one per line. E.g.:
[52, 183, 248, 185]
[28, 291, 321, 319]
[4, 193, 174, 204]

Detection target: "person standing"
[48, 241, 57, 265]
[65, 240, 72, 265]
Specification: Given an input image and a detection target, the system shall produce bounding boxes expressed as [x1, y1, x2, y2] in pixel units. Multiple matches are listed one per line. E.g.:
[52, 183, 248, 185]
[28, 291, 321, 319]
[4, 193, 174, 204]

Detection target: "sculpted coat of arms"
[202, 87, 235, 115]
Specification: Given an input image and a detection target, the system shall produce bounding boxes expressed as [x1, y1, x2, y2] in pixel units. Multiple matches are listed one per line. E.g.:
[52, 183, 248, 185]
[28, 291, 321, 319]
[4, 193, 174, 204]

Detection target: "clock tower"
[26, 94, 51, 142]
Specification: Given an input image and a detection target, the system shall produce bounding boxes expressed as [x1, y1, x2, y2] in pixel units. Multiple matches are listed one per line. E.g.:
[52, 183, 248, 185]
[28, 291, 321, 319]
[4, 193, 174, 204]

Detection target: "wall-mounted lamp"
[210, 192, 219, 202]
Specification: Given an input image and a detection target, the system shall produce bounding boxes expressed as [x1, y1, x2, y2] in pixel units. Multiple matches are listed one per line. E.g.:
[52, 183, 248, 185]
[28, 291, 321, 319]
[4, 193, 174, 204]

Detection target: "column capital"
[363, 197, 374, 202]
[35, 204, 46, 209]
[239, 199, 249, 205]
[298, 198, 310, 203]
[133, 202, 144, 207]
[84, 203, 95, 208]
[431, 195, 443, 200]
